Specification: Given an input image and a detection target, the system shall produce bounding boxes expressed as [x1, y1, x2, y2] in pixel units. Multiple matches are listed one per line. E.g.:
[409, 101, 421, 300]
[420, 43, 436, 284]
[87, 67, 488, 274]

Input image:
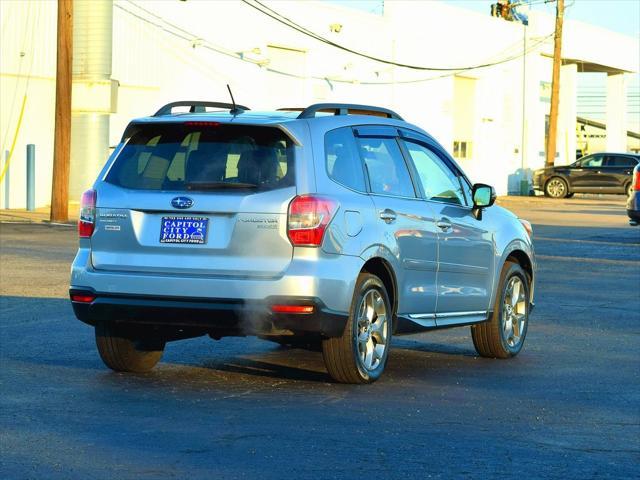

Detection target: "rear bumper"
[71, 247, 362, 312]
[70, 289, 348, 337]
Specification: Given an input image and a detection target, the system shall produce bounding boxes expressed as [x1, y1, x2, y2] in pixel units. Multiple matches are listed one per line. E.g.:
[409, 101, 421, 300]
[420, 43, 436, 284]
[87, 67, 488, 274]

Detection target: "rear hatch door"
[91, 121, 296, 278]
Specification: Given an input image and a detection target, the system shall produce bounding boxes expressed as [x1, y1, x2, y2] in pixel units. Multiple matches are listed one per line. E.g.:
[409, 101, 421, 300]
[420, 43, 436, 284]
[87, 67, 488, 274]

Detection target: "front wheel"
[544, 177, 569, 198]
[471, 261, 530, 358]
[322, 273, 392, 383]
[626, 182, 633, 197]
[95, 321, 165, 373]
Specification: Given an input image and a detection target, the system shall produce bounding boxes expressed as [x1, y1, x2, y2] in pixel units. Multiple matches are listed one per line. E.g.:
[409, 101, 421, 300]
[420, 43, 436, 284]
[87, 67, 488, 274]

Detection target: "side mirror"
[471, 183, 496, 219]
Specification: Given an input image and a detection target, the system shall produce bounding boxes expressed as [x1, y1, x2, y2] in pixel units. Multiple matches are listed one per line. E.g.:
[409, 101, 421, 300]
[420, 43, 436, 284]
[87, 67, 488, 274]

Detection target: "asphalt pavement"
[1, 196, 639, 479]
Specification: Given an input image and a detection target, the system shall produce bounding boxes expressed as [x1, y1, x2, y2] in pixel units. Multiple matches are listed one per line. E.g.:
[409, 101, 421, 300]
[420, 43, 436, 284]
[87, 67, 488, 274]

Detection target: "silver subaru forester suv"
[70, 101, 535, 384]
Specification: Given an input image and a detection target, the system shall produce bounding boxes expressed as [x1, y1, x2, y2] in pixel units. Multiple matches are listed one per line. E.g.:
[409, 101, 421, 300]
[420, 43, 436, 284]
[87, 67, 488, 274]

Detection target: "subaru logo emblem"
[171, 196, 193, 209]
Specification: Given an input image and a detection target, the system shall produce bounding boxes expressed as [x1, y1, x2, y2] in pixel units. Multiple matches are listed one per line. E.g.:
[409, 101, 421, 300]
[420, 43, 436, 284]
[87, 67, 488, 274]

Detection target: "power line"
[117, 1, 551, 85]
[241, 0, 550, 72]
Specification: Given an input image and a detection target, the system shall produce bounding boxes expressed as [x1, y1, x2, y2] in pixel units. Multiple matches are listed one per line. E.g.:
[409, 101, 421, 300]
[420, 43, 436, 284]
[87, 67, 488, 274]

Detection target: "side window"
[403, 141, 466, 206]
[605, 156, 636, 167]
[325, 127, 366, 191]
[581, 155, 604, 168]
[356, 137, 416, 197]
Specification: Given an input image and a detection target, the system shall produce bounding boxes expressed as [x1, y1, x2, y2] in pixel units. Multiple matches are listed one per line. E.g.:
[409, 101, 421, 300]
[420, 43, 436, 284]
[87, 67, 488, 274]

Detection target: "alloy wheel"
[502, 276, 527, 348]
[546, 178, 566, 198]
[356, 289, 389, 371]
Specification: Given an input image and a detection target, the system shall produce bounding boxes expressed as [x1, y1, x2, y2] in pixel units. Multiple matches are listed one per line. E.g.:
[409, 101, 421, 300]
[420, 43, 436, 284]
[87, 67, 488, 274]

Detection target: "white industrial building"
[1, 0, 638, 209]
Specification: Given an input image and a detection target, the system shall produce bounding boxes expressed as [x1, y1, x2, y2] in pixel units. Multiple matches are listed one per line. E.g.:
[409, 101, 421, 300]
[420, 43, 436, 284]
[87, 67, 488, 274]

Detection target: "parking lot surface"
[1, 196, 639, 479]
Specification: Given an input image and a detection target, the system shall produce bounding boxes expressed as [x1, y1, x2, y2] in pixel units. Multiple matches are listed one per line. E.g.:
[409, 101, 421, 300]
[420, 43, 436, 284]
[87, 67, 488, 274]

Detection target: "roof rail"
[153, 101, 250, 117]
[286, 103, 403, 121]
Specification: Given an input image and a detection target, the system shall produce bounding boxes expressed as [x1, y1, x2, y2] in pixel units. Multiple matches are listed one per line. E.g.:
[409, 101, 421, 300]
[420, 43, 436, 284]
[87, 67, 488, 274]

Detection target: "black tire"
[544, 177, 569, 198]
[95, 321, 165, 373]
[471, 261, 530, 359]
[322, 273, 392, 384]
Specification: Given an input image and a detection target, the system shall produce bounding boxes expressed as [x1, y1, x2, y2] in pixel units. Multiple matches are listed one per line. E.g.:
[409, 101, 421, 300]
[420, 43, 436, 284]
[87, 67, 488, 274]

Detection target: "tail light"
[634, 169, 640, 191]
[184, 121, 221, 127]
[78, 189, 96, 238]
[287, 195, 338, 247]
[271, 305, 315, 314]
[71, 293, 96, 303]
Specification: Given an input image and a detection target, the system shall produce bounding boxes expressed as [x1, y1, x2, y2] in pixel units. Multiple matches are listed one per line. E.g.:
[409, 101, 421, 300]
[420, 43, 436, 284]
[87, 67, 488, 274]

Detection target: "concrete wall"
[1, 0, 638, 208]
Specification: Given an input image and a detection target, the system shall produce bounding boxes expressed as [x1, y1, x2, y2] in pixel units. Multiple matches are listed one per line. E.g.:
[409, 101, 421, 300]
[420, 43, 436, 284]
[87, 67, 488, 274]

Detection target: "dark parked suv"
[533, 152, 639, 198]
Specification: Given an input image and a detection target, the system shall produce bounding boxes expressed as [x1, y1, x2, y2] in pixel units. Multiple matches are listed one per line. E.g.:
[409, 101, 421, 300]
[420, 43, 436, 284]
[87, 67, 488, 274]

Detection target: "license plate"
[160, 216, 209, 244]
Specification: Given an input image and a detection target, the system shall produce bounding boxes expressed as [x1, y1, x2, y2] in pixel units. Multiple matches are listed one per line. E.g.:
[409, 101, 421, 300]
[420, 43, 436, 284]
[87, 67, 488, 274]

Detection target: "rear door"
[91, 122, 296, 278]
[604, 155, 638, 191]
[354, 127, 439, 318]
[398, 133, 494, 319]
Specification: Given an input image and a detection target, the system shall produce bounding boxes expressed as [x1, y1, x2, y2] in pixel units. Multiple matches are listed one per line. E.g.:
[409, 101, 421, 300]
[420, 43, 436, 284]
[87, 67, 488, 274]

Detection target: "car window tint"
[402, 141, 466, 205]
[325, 127, 366, 191]
[581, 155, 604, 168]
[108, 124, 294, 191]
[357, 137, 416, 197]
[605, 156, 637, 167]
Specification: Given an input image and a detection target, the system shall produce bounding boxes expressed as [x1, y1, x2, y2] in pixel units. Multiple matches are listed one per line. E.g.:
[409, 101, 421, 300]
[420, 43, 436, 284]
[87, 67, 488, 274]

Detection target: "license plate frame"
[159, 216, 209, 244]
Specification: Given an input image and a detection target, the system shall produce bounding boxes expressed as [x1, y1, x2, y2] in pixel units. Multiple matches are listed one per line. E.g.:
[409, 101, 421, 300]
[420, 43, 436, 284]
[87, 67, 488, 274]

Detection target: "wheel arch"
[491, 228, 536, 305]
[360, 257, 397, 319]
[505, 249, 534, 284]
[502, 247, 535, 308]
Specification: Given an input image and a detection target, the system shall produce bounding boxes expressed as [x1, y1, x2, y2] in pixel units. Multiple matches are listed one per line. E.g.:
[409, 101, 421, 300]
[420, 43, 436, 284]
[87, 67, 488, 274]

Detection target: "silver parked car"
[70, 101, 535, 384]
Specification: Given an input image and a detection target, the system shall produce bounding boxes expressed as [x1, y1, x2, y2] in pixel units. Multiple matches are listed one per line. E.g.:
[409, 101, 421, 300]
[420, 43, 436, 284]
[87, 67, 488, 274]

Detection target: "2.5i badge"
[160, 216, 209, 244]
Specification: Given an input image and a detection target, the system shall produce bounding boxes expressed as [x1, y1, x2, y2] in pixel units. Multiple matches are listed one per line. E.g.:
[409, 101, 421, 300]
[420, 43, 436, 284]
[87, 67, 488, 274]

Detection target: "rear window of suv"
[106, 123, 295, 191]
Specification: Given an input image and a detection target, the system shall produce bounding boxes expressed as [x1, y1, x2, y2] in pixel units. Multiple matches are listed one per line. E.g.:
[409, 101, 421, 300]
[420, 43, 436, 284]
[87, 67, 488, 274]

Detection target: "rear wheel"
[95, 321, 165, 372]
[471, 261, 530, 359]
[544, 177, 569, 198]
[626, 182, 633, 197]
[322, 273, 391, 384]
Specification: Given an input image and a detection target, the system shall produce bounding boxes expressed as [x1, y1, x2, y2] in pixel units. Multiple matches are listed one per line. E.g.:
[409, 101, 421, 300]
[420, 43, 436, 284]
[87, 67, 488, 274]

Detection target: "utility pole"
[545, 0, 564, 167]
[50, 0, 73, 223]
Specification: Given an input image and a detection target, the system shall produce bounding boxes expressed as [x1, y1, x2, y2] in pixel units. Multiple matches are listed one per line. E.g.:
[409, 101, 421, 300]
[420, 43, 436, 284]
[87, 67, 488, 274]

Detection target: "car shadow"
[198, 355, 331, 383]
[2, 295, 485, 385]
[392, 338, 476, 357]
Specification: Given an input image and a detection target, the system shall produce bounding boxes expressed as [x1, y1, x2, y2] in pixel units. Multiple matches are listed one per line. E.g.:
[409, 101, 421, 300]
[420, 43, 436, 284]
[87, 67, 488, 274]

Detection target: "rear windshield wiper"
[185, 181, 258, 190]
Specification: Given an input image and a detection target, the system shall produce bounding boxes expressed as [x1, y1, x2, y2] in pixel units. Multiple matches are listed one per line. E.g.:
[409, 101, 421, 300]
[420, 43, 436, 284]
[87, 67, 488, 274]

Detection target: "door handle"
[379, 209, 397, 223]
[435, 218, 452, 232]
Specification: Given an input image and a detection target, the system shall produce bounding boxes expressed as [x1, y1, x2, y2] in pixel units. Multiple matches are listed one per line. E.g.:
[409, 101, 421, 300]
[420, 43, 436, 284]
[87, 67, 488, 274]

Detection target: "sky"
[327, 0, 640, 37]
